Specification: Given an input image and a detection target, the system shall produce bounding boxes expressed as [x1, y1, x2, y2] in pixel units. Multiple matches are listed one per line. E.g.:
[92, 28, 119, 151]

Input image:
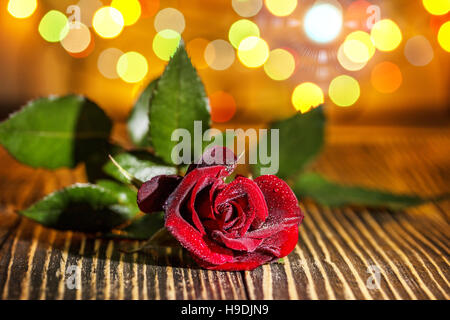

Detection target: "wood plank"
[0, 128, 449, 300]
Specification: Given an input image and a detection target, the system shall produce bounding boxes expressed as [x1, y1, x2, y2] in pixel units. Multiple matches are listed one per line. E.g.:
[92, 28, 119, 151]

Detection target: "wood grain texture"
[0, 126, 449, 300]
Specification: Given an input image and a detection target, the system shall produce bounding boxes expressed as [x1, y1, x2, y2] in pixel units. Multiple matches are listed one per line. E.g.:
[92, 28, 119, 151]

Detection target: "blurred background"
[0, 0, 449, 127]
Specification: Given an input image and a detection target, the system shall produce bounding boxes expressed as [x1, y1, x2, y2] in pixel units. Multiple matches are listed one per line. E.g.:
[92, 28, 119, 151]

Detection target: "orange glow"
[186, 38, 209, 69]
[209, 91, 237, 123]
[345, 0, 371, 30]
[139, 0, 160, 18]
[430, 13, 450, 33]
[371, 62, 403, 93]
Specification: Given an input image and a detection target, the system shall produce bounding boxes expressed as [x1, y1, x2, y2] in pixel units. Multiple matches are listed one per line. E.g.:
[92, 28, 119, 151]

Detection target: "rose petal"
[214, 177, 268, 236]
[137, 175, 182, 214]
[188, 174, 221, 235]
[192, 251, 274, 271]
[187, 146, 237, 174]
[211, 230, 264, 252]
[252, 175, 303, 258]
[165, 166, 234, 265]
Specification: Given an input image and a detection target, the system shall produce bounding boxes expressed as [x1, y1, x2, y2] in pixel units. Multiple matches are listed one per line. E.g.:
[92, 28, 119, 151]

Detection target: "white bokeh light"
[304, 3, 343, 44]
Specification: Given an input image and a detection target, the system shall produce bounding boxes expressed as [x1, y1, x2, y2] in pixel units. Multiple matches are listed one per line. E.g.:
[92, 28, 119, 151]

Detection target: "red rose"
[137, 147, 304, 271]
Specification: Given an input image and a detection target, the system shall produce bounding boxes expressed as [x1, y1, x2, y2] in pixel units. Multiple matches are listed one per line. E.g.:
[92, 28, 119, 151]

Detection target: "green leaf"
[293, 173, 438, 210]
[0, 95, 112, 169]
[149, 43, 210, 164]
[96, 179, 139, 212]
[103, 151, 177, 184]
[252, 106, 325, 179]
[19, 182, 139, 232]
[127, 78, 159, 147]
[106, 213, 165, 240]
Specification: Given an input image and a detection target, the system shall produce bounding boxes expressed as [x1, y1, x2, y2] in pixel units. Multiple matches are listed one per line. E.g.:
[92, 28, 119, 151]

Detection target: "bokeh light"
[7, 0, 37, 19]
[39, 10, 69, 43]
[291, 82, 324, 113]
[232, 0, 263, 18]
[61, 22, 92, 54]
[337, 43, 367, 71]
[117, 51, 148, 83]
[304, 3, 343, 44]
[263, 49, 296, 81]
[111, 0, 141, 26]
[68, 35, 95, 59]
[98, 48, 124, 79]
[139, 0, 160, 18]
[204, 40, 236, 70]
[93, 7, 124, 39]
[209, 91, 237, 123]
[264, 0, 297, 17]
[344, 31, 375, 63]
[438, 21, 450, 52]
[371, 19, 402, 51]
[371, 61, 403, 93]
[77, 0, 103, 28]
[186, 38, 210, 69]
[328, 75, 360, 107]
[238, 36, 269, 68]
[404, 36, 434, 66]
[154, 8, 185, 34]
[152, 29, 181, 61]
[343, 40, 369, 64]
[422, 0, 450, 16]
[345, 0, 371, 30]
[228, 19, 260, 49]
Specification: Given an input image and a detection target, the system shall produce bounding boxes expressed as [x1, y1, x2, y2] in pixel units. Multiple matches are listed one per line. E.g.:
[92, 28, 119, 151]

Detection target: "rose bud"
[137, 146, 304, 271]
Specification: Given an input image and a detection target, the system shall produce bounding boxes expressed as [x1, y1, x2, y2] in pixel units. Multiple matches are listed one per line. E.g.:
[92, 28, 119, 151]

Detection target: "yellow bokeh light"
[7, 0, 37, 19]
[93, 7, 124, 39]
[61, 22, 92, 54]
[291, 82, 324, 113]
[264, 0, 297, 17]
[264, 49, 295, 81]
[117, 51, 148, 83]
[111, 0, 141, 26]
[229, 19, 260, 49]
[345, 31, 375, 63]
[371, 19, 402, 52]
[337, 43, 367, 71]
[343, 39, 369, 64]
[39, 10, 69, 43]
[422, 0, 450, 16]
[438, 21, 450, 52]
[152, 29, 181, 61]
[329, 75, 360, 107]
[237, 36, 269, 68]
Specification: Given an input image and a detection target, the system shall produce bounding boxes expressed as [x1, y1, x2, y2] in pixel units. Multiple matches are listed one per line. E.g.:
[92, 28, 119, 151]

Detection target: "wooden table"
[0, 126, 449, 300]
